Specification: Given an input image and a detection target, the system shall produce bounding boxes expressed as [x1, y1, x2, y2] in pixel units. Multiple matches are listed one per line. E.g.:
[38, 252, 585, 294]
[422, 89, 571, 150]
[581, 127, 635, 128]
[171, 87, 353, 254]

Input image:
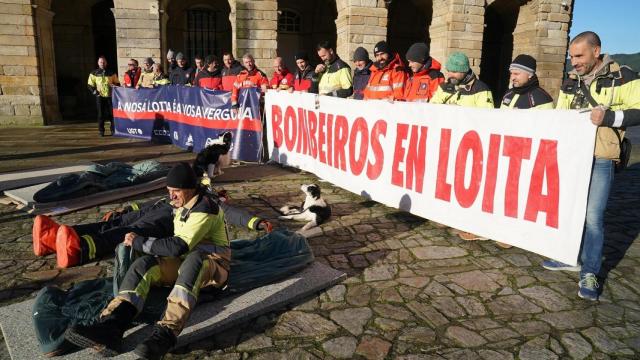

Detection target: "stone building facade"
[0, 0, 574, 125]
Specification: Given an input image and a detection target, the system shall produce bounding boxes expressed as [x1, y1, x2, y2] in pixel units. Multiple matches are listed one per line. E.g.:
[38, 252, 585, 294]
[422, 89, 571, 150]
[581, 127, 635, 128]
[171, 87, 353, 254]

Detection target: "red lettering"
[296, 107, 308, 154]
[284, 106, 297, 152]
[307, 111, 318, 159]
[367, 120, 387, 180]
[349, 117, 369, 175]
[502, 136, 532, 218]
[333, 116, 349, 171]
[454, 131, 483, 208]
[405, 125, 428, 193]
[326, 114, 334, 166]
[482, 134, 501, 213]
[392, 123, 409, 188]
[435, 128, 452, 201]
[525, 140, 559, 228]
[318, 112, 327, 164]
[271, 105, 283, 147]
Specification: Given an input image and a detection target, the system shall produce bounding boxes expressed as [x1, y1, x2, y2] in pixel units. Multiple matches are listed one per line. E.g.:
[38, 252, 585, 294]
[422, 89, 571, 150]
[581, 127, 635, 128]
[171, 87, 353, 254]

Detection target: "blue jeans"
[580, 158, 614, 276]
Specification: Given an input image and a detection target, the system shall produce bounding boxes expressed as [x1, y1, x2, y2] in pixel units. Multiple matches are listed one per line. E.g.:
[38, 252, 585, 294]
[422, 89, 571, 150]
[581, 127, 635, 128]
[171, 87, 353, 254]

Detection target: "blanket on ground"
[32, 230, 314, 355]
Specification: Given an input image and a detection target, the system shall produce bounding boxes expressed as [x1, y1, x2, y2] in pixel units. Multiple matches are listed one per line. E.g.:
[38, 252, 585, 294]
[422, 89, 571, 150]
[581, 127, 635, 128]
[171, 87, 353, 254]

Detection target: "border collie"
[279, 184, 331, 231]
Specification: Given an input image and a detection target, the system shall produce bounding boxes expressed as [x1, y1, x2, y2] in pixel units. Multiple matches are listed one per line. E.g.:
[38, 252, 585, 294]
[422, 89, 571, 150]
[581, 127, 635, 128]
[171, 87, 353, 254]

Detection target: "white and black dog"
[279, 184, 331, 231]
[192, 131, 232, 179]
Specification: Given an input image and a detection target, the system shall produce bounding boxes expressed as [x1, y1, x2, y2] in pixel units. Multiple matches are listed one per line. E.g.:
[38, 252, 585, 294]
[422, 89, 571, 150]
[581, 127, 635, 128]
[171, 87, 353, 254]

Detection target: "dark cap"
[406, 42, 430, 64]
[510, 54, 537, 75]
[352, 47, 370, 62]
[294, 51, 309, 62]
[167, 162, 197, 189]
[144, 57, 154, 65]
[176, 52, 185, 61]
[373, 41, 390, 55]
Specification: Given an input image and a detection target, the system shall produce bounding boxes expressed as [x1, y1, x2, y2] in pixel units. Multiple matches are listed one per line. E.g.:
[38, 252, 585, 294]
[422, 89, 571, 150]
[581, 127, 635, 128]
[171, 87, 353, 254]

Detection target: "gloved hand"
[92, 89, 100, 96]
[258, 220, 273, 233]
[101, 208, 123, 222]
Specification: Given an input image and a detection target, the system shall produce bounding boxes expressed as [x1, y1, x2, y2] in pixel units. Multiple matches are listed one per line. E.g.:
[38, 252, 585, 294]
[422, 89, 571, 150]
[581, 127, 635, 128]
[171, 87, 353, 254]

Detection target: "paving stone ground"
[1, 124, 639, 359]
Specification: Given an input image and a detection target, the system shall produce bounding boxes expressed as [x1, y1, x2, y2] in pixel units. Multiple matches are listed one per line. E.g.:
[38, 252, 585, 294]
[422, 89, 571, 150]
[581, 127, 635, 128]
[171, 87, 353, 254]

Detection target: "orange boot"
[56, 225, 82, 268]
[32, 215, 60, 256]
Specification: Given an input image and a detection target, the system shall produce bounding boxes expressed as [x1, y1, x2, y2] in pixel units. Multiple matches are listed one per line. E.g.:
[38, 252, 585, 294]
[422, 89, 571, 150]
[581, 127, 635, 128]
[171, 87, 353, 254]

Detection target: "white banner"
[265, 91, 597, 265]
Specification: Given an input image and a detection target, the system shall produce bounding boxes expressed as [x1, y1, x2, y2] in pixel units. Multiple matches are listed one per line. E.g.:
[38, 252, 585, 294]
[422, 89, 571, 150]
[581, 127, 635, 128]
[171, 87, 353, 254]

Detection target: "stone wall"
[113, 0, 162, 80]
[0, 0, 43, 125]
[234, 0, 277, 71]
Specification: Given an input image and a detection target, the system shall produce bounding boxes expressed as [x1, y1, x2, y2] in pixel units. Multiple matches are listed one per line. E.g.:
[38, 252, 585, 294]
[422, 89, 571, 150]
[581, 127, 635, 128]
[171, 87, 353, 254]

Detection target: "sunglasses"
[128, 63, 135, 66]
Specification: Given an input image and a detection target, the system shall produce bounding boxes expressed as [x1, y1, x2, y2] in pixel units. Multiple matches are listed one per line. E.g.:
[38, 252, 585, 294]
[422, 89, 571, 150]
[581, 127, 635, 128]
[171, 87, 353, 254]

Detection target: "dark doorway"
[277, 0, 337, 71]
[386, 0, 432, 63]
[480, 0, 520, 104]
[52, 0, 117, 121]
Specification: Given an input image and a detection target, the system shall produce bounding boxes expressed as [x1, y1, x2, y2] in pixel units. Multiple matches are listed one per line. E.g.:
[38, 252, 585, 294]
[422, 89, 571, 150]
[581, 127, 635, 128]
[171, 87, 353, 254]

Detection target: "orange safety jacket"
[363, 53, 408, 100]
[231, 68, 268, 105]
[403, 58, 445, 102]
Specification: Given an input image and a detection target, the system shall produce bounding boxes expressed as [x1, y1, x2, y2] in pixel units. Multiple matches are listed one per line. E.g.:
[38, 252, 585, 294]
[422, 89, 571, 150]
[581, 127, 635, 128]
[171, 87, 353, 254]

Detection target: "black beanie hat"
[510, 54, 537, 75]
[406, 42, 430, 64]
[294, 51, 309, 62]
[373, 41, 390, 55]
[352, 46, 370, 61]
[167, 162, 197, 189]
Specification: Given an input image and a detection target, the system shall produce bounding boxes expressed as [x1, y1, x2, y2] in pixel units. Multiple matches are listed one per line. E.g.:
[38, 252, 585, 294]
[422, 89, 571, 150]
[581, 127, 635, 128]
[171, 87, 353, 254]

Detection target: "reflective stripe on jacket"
[363, 53, 408, 101]
[231, 68, 268, 105]
[87, 69, 119, 97]
[430, 74, 494, 108]
[403, 58, 444, 102]
[556, 56, 640, 159]
[317, 56, 353, 98]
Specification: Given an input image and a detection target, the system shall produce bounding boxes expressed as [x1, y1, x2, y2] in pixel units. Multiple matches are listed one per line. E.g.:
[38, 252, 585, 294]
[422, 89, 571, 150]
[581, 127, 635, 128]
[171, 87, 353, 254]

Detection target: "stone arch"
[50, 0, 117, 120]
[277, 0, 337, 71]
[386, 0, 433, 61]
[479, 0, 520, 103]
[164, 0, 232, 63]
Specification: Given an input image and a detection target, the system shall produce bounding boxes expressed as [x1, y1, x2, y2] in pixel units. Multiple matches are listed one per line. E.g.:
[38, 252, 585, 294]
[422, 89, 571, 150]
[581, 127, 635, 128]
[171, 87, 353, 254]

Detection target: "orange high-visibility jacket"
[231, 68, 268, 105]
[363, 53, 408, 100]
[403, 58, 445, 102]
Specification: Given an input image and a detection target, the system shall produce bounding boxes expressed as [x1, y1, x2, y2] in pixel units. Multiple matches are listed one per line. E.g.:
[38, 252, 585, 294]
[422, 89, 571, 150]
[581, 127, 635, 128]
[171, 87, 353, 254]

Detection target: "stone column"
[0, 0, 43, 125]
[33, 0, 61, 124]
[430, 0, 485, 74]
[112, 0, 162, 80]
[514, 0, 572, 99]
[335, 0, 386, 61]
[235, 0, 277, 71]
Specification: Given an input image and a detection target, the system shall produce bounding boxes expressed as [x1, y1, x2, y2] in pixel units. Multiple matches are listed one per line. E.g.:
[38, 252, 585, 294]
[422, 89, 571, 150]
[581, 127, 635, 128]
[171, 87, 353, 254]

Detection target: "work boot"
[55, 225, 82, 268]
[32, 215, 60, 256]
[65, 300, 137, 357]
[134, 324, 177, 360]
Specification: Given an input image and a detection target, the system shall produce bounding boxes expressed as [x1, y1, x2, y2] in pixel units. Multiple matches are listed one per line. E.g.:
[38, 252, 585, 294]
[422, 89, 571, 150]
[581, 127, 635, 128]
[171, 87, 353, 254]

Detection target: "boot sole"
[64, 328, 119, 357]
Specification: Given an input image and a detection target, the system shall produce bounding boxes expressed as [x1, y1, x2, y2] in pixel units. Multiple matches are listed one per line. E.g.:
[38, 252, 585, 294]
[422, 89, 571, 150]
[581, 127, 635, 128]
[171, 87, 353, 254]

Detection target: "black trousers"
[96, 96, 114, 134]
[72, 202, 174, 265]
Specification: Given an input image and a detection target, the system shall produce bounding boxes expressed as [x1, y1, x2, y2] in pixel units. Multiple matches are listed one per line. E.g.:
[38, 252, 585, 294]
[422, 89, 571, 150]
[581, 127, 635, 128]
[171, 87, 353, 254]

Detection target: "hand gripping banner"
[266, 91, 598, 265]
[112, 87, 263, 161]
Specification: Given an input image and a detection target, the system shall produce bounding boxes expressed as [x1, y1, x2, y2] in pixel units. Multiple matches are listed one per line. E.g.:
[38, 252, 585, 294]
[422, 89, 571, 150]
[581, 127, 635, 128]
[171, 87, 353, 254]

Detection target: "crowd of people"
[84, 30, 640, 303]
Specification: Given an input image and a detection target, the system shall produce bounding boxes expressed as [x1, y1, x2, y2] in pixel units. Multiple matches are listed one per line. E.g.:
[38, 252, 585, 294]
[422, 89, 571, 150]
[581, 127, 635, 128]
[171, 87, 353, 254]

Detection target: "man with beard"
[221, 52, 244, 92]
[402, 42, 444, 102]
[291, 52, 316, 93]
[351, 46, 372, 100]
[194, 55, 222, 90]
[169, 52, 195, 86]
[541, 31, 640, 301]
[430, 51, 494, 242]
[166, 49, 178, 73]
[500, 54, 553, 109]
[363, 41, 407, 101]
[315, 40, 353, 98]
[430, 51, 494, 108]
